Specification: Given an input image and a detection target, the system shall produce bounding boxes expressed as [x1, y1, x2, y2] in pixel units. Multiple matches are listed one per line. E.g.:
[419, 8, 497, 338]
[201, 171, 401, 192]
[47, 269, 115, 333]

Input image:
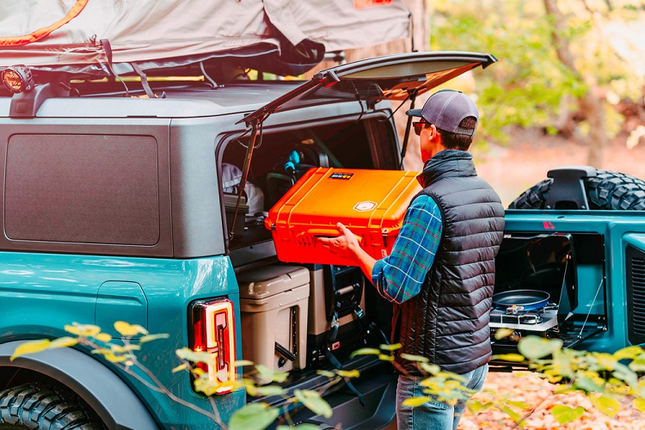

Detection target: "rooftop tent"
[0, 0, 411, 77]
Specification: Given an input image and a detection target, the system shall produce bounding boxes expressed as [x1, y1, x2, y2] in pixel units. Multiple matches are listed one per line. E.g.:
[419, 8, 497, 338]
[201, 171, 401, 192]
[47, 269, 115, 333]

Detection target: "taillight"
[190, 298, 236, 394]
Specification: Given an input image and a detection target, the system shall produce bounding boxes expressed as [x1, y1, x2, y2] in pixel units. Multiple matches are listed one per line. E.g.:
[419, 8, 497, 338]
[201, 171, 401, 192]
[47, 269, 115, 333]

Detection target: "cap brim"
[405, 108, 423, 117]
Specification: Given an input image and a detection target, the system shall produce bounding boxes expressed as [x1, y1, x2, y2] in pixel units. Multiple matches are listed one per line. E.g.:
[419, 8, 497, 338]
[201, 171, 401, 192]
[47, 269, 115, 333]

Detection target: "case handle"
[305, 228, 363, 245]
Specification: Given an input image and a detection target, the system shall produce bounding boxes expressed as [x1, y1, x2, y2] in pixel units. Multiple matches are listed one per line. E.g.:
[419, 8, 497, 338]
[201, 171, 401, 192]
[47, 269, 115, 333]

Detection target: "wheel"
[0, 383, 104, 429]
[509, 169, 645, 210]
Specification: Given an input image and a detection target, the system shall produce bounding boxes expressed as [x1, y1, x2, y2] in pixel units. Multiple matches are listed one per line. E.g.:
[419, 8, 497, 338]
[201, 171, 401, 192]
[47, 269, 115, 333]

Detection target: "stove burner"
[490, 303, 558, 331]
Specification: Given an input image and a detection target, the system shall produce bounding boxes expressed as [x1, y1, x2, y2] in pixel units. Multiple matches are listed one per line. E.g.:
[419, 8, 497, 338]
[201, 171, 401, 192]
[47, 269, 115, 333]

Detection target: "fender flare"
[0, 341, 158, 430]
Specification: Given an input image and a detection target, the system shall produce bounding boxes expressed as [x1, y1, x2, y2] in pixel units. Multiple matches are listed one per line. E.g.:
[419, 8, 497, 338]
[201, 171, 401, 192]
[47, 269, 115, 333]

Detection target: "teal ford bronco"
[0, 51, 644, 430]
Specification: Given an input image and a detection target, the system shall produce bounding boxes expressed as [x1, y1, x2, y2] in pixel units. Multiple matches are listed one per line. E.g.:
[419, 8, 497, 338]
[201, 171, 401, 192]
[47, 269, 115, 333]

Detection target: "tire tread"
[509, 169, 645, 211]
[0, 383, 104, 430]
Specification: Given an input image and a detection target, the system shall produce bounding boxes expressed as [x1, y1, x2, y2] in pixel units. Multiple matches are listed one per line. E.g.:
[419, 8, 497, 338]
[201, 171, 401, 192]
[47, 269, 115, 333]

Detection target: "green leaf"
[172, 363, 188, 373]
[506, 400, 530, 410]
[114, 321, 148, 337]
[349, 348, 380, 359]
[175, 347, 214, 365]
[500, 405, 523, 426]
[336, 369, 360, 379]
[554, 385, 576, 395]
[551, 405, 585, 425]
[629, 357, 645, 372]
[612, 363, 638, 388]
[316, 370, 336, 378]
[419, 363, 441, 375]
[494, 328, 515, 340]
[65, 323, 100, 337]
[467, 400, 493, 414]
[378, 354, 395, 362]
[229, 403, 279, 430]
[194, 377, 223, 396]
[379, 343, 402, 351]
[110, 344, 141, 353]
[401, 396, 431, 407]
[253, 385, 287, 397]
[11, 340, 51, 361]
[50, 336, 78, 349]
[634, 397, 645, 413]
[517, 336, 563, 360]
[255, 364, 288, 385]
[139, 333, 170, 343]
[589, 394, 620, 418]
[93, 333, 112, 343]
[492, 353, 525, 362]
[294, 389, 332, 418]
[400, 353, 429, 363]
[574, 374, 604, 393]
[92, 349, 128, 363]
[233, 360, 255, 367]
[613, 345, 644, 361]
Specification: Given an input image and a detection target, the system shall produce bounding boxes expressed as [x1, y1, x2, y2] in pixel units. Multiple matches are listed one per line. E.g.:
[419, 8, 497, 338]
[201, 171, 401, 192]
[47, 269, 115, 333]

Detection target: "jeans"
[395, 364, 488, 430]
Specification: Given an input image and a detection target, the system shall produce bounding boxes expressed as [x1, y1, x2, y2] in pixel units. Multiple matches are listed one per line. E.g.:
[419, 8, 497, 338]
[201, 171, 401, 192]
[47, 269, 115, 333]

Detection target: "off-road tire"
[0, 382, 104, 430]
[509, 169, 645, 210]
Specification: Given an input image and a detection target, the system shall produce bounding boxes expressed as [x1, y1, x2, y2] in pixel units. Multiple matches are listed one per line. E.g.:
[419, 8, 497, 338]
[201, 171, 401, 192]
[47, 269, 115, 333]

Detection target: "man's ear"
[428, 124, 439, 140]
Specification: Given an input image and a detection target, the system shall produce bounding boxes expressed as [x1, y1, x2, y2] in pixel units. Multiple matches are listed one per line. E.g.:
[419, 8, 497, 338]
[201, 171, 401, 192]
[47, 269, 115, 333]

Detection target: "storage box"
[238, 265, 309, 372]
[265, 168, 421, 266]
[306, 265, 369, 364]
[307, 265, 366, 337]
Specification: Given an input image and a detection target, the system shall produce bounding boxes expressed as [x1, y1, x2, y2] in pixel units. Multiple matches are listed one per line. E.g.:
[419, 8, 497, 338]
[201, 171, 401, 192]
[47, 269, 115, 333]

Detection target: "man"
[318, 90, 505, 430]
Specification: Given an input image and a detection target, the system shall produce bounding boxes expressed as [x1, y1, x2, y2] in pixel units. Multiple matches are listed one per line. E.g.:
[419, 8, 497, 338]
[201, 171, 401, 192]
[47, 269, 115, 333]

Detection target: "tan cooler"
[238, 265, 309, 372]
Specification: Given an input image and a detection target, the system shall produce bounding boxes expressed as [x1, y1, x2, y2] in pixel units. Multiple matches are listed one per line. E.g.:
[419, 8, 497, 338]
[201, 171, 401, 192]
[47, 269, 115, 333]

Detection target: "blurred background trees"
[310, 0, 645, 184]
[429, 0, 645, 204]
[431, 0, 645, 168]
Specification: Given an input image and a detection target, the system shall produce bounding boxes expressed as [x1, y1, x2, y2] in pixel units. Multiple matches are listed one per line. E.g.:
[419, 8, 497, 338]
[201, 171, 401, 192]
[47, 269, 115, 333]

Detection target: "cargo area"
[222, 116, 401, 422]
[490, 231, 608, 367]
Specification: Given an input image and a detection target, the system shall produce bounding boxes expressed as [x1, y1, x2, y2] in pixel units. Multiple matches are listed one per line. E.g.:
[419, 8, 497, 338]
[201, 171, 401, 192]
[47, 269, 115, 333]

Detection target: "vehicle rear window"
[4, 134, 159, 245]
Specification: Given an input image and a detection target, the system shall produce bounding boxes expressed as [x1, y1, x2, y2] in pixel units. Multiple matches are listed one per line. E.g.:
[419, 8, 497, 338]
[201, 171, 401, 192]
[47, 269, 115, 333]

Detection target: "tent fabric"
[0, 0, 89, 47]
[0, 0, 410, 75]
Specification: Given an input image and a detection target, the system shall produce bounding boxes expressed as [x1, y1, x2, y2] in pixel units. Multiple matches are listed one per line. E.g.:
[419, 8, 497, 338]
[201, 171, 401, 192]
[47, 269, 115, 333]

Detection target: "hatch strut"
[399, 90, 418, 169]
[229, 117, 265, 241]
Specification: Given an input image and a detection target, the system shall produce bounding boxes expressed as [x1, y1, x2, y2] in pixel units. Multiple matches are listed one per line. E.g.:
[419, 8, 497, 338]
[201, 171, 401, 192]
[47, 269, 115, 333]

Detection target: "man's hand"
[317, 222, 377, 280]
[317, 222, 362, 263]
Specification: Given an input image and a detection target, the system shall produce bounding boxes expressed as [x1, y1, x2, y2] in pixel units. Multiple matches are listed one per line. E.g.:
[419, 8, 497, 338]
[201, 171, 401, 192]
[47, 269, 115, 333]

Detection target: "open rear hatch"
[228, 51, 498, 240]
[240, 51, 498, 126]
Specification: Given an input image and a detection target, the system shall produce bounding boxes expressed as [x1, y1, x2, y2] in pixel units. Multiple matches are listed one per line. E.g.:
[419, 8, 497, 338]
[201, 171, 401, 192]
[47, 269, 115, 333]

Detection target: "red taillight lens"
[190, 298, 236, 394]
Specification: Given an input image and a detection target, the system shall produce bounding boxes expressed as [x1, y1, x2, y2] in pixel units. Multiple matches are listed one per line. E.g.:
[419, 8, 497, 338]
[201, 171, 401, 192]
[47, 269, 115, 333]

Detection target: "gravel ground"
[458, 372, 645, 430]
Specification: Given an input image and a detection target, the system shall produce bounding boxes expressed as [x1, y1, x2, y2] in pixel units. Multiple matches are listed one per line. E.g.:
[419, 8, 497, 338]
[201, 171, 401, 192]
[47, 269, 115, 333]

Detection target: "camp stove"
[490, 303, 559, 333]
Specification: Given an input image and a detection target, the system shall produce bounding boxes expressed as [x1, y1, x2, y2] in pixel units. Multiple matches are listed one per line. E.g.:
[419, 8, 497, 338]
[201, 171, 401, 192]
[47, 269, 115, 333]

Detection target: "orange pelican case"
[265, 167, 422, 266]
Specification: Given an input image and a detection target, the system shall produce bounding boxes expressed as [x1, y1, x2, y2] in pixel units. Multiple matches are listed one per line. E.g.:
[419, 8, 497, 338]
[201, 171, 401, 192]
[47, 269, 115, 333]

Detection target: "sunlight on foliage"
[229, 403, 279, 430]
[551, 404, 585, 425]
[430, 0, 645, 149]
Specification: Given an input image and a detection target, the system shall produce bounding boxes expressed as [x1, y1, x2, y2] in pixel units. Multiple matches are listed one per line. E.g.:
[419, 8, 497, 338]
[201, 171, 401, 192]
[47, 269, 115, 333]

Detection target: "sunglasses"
[413, 120, 430, 136]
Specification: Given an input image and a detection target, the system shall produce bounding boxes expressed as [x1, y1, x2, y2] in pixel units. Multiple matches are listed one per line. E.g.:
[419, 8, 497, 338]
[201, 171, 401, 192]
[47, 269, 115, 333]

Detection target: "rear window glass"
[4, 134, 159, 245]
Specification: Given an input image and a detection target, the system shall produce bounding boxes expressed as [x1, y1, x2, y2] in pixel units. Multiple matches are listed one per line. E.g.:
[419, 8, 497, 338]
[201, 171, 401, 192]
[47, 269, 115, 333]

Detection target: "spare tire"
[509, 169, 645, 210]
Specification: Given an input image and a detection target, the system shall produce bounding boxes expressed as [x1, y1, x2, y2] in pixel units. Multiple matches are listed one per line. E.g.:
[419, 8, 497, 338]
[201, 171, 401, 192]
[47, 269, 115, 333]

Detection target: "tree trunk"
[543, 0, 607, 167]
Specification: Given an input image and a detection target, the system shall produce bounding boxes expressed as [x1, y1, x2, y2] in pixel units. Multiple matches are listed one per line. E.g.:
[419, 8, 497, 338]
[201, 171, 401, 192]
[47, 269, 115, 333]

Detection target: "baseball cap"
[406, 90, 479, 136]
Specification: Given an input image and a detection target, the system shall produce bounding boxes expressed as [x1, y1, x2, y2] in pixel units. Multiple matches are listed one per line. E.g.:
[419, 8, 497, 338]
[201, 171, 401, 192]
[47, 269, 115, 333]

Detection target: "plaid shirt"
[371, 194, 442, 304]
